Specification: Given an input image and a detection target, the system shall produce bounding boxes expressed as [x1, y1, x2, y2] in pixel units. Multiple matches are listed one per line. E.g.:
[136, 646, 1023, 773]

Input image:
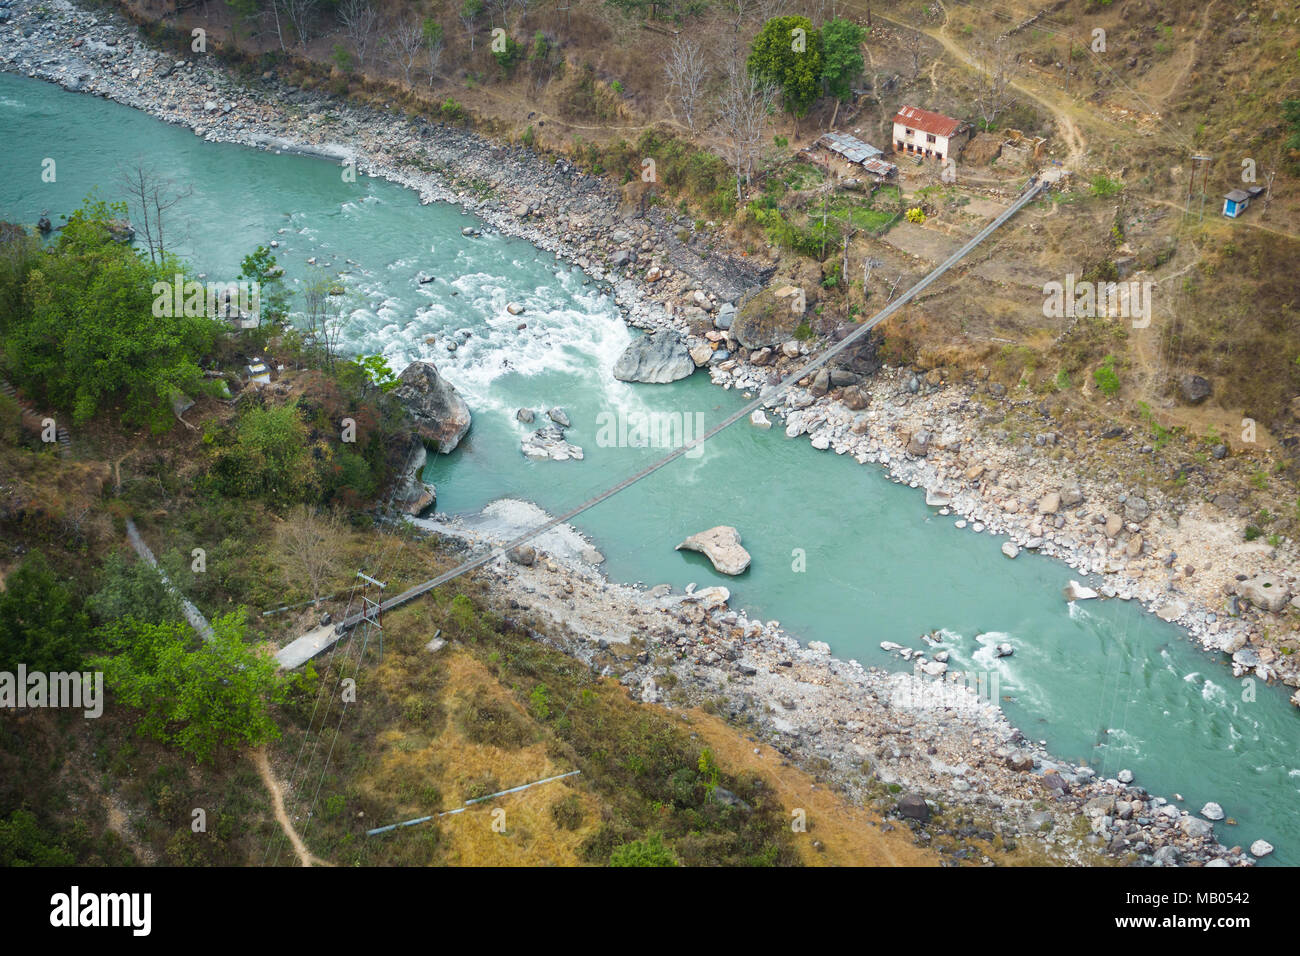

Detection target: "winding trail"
[253, 747, 330, 867]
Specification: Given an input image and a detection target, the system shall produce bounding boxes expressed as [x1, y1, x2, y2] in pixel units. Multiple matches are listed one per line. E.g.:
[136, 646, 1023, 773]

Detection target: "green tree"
[610, 832, 678, 866]
[1283, 99, 1300, 172]
[89, 612, 290, 764]
[0, 810, 75, 866]
[2, 198, 217, 430]
[820, 18, 865, 101]
[86, 551, 183, 627]
[0, 551, 91, 673]
[239, 245, 290, 328]
[747, 16, 824, 125]
[215, 402, 315, 503]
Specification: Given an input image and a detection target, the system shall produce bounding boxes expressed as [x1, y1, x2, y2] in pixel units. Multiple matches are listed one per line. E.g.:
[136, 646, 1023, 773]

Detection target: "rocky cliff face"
[392, 361, 472, 454]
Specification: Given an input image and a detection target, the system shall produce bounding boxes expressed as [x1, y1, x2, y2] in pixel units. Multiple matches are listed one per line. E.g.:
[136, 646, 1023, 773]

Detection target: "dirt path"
[253, 747, 330, 867]
[1159, 2, 1216, 112]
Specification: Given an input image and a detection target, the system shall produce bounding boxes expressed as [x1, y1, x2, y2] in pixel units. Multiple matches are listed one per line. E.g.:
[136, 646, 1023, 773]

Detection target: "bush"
[1092, 355, 1121, 397]
[440, 98, 468, 125]
[609, 832, 678, 867]
[0, 551, 91, 673]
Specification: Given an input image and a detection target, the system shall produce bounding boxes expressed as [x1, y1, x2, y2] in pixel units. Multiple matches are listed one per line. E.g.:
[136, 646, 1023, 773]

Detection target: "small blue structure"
[1223, 189, 1250, 218]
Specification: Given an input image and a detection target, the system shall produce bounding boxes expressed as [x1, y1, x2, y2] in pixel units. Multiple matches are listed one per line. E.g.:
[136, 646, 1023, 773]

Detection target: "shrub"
[1093, 354, 1120, 397]
[609, 832, 677, 867]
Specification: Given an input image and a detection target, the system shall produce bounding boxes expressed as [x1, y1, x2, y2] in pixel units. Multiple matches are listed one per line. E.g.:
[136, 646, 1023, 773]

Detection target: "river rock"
[1117, 769, 1134, 784]
[1250, 839, 1274, 857]
[1001, 541, 1020, 559]
[731, 284, 806, 349]
[1064, 580, 1099, 601]
[676, 526, 751, 575]
[1238, 573, 1291, 612]
[689, 343, 713, 366]
[547, 406, 571, 427]
[1200, 802, 1225, 821]
[995, 642, 1014, 657]
[393, 361, 472, 453]
[390, 440, 437, 517]
[1038, 492, 1060, 514]
[516, 408, 534, 423]
[750, 409, 771, 429]
[508, 545, 536, 566]
[1125, 496, 1150, 522]
[521, 425, 584, 461]
[1179, 374, 1212, 404]
[1180, 816, 1214, 839]
[897, 793, 930, 821]
[613, 331, 695, 383]
[907, 429, 931, 457]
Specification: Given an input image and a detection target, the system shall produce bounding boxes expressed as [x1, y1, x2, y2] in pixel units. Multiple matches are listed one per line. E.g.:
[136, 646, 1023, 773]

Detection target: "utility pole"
[357, 571, 387, 663]
[1188, 154, 1212, 220]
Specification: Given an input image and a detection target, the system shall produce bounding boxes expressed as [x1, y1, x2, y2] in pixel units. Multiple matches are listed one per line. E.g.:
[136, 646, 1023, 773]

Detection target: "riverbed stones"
[1250, 839, 1274, 857]
[1038, 491, 1060, 514]
[906, 429, 931, 457]
[393, 361, 472, 454]
[1180, 816, 1214, 839]
[521, 425, 583, 461]
[1238, 573, 1291, 613]
[1125, 496, 1150, 522]
[1001, 541, 1020, 559]
[689, 343, 713, 366]
[676, 526, 751, 575]
[613, 331, 695, 383]
[508, 545, 536, 566]
[750, 409, 771, 429]
[516, 408, 534, 423]
[1064, 580, 1099, 601]
[546, 406, 570, 427]
[1200, 802, 1225, 821]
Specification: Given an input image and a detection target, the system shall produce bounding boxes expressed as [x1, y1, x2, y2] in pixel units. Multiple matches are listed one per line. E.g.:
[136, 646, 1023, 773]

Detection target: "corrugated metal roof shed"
[819, 131, 883, 163]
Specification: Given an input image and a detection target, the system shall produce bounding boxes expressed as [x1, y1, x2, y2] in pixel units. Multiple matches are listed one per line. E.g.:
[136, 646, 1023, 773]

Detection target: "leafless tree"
[458, 0, 483, 51]
[717, 65, 776, 201]
[276, 506, 345, 606]
[300, 268, 333, 342]
[425, 21, 445, 84]
[385, 15, 425, 87]
[338, 0, 378, 67]
[487, 0, 512, 29]
[971, 36, 1019, 129]
[663, 36, 709, 133]
[904, 29, 923, 81]
[277, 0, 319, 51]
[118, 161, 192, 265]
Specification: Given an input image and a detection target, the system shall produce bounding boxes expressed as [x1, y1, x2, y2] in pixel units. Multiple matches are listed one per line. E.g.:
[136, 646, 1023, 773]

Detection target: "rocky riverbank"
[412, 499, 1261, 866]
[2, 0, 1290, 864]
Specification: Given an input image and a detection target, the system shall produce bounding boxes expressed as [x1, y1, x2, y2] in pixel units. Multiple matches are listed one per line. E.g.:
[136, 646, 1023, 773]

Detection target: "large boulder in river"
[613, 332, 695, 383]
[390, 439, 437, 516]
[675, 526, 751, 575]
[393, 361, 472, 453]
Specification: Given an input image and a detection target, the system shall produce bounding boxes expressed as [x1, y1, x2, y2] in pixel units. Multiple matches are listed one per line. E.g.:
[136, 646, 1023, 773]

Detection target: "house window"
[897, 140, 905, 151]
[905, 128, 914, 137]
[926, 133, 936, 143]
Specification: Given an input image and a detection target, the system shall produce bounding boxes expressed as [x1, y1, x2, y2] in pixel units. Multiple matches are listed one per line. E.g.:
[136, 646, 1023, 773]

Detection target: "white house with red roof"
[891, 105, 970, 163]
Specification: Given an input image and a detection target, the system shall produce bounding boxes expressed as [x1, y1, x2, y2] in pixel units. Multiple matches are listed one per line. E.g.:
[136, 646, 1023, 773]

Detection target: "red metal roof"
[891, 105, 964, 138]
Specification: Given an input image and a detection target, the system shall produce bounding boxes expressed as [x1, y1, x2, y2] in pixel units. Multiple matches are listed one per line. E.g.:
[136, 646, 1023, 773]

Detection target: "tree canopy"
[747, 16, 824, 120]
[0, 198, 218, 431]
[821, 18, 866, 101]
